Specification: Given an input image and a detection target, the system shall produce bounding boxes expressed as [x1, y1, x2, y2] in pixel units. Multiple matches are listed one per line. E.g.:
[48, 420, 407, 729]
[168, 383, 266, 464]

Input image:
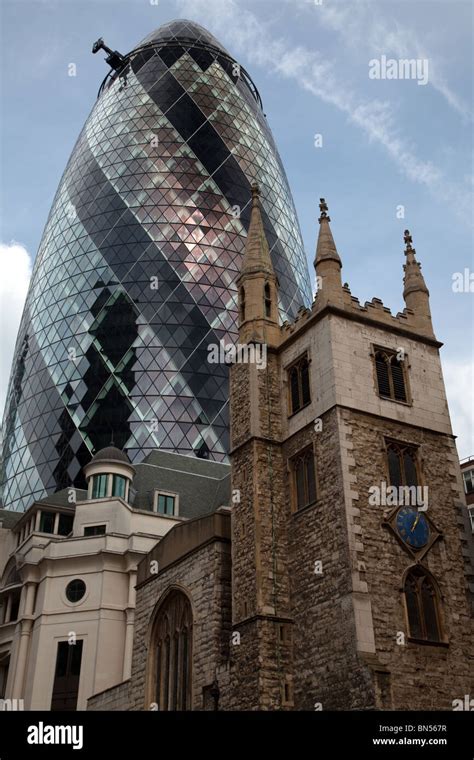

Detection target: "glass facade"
[1, 19, 312, 511]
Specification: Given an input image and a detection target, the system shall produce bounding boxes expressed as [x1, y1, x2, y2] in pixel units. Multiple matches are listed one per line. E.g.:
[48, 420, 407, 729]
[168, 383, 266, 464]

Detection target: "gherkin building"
[1, 19, 312, 511]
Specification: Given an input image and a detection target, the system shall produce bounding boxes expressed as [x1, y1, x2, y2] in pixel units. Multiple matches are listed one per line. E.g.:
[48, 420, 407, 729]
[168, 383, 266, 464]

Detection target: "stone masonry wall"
[343, 408, 474, 709]
[128, 538, 231, 711]
[285, 407, 376, 710]
[87, 680, 131, 711]
[229, 352, 294, 709]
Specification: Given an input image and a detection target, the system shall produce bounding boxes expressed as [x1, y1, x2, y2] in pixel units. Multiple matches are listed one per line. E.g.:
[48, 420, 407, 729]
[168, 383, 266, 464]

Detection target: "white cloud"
[316, 0, 472, 121]
[176, 0, 472, 222]
[441, 357, 474, 460]
[0, 242, 32, 419]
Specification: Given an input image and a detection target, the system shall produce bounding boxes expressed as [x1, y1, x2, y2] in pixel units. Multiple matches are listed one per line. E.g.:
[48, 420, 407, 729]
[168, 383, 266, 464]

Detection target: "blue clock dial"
[395, 507, 429, 549]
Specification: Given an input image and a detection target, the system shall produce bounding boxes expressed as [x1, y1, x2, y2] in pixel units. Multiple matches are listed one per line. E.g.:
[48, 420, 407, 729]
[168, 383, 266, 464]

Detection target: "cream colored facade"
[0, 494, 180, 710]
[0, 448, 231, 711]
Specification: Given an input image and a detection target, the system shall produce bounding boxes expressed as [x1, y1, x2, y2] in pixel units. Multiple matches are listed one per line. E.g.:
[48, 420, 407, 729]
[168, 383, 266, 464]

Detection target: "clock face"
[396, 507, 430, 549]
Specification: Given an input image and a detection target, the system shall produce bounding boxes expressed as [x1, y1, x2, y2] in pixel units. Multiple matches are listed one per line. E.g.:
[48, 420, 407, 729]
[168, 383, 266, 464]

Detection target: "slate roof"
[0, 451, 231, 523]
[0, 509, 23, 529]
[35, 489, 88, 508]
[132, 450, 231, 518]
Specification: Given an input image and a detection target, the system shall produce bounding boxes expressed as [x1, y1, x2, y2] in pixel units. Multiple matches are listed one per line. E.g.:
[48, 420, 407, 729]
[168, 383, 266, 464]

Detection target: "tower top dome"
[90, 446, 131, 465]
[136, 19, 230, 54]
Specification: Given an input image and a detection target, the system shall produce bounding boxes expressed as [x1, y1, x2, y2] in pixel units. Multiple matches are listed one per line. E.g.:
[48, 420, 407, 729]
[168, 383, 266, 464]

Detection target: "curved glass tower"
[1, 19, 312, 510]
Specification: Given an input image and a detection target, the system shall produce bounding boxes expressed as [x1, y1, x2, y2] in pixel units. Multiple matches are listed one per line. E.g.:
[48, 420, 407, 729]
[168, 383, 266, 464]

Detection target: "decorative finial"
[318, 197, 330, 223]
[404, 229, 414, 253]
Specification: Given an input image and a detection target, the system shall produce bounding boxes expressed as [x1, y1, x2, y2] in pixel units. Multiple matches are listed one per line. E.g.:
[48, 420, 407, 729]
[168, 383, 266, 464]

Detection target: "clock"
[395, 507, 430, 549]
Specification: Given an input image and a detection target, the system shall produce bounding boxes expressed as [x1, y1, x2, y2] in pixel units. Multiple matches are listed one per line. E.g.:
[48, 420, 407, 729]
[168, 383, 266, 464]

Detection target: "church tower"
[229, 197, 473, 709]
[229, 183, 294, 709]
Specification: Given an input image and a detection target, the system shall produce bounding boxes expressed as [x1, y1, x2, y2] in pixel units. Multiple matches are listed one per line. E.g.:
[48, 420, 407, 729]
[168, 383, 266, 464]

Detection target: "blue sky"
[0, 0, 472, 455]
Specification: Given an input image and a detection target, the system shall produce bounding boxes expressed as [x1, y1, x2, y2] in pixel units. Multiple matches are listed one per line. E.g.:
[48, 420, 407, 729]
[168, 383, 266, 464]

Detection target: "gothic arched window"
[291, 447, 317, 510]
[386, 441, 419, 490]
[149, 590, 193, 710]
[404, 567, 443, 643]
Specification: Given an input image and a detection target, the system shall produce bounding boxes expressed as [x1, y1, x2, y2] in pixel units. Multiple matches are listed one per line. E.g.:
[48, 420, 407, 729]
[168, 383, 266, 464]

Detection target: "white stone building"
[0, 447, 230, 710]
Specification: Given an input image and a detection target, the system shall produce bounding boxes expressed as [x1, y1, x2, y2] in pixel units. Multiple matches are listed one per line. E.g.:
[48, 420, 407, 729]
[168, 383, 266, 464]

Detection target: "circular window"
[65, 579, 86, 603]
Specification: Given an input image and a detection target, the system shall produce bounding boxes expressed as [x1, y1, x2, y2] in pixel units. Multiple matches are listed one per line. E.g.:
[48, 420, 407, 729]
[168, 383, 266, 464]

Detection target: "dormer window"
[154, 491, 178, 516]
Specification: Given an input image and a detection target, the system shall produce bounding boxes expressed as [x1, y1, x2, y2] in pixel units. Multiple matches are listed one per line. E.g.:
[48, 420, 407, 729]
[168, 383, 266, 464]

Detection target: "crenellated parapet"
[279, 205, 438, 347]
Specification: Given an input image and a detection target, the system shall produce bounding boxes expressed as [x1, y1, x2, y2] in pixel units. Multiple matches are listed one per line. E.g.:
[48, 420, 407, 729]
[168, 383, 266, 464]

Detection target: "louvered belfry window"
[374, 348, 408, 402]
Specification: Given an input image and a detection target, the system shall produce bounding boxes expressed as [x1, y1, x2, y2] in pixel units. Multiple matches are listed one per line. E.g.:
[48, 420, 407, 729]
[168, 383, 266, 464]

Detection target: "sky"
[0, 0, 473, 456]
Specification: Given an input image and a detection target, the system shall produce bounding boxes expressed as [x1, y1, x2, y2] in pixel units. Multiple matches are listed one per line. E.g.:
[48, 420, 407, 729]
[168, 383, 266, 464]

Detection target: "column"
[11, 583, 36, 699]
[122, 570, 137, 681]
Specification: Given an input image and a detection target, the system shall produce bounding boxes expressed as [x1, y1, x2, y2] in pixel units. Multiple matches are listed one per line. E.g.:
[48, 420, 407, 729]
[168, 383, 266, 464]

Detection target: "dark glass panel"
[39, 511, 55, 534]
[70, 640, 84, 676]
[54, 642, 69, 678]
[155, 644, 161, 707]
[181, 630, 188, 711]
[84, 525, 106, 536]
[158, 494, 175, 515]
[290, 367, 300, 414]
[66, 579, 86, 603]
[9, 592, 20, 623]
[295, 458, 305, 509]
[405, 577, 423, 639]
[163, 637, 170, 711]
[301, 358, 311, 406]
[264, 283, 271, 318]
[172, 634, 179, 711]
[306, 453, 317, 505]
[112, 475, 126, 498]
[58, 513, 74, 536]
[421, 579, 440, 642]
[387, 446, 402, 488]
[92, 474, 107, 498]
[403, 449, 418, 488]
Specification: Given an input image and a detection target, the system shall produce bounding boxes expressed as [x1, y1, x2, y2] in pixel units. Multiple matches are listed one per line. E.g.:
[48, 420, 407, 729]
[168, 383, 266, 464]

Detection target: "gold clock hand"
[411, 513, 420, 532]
